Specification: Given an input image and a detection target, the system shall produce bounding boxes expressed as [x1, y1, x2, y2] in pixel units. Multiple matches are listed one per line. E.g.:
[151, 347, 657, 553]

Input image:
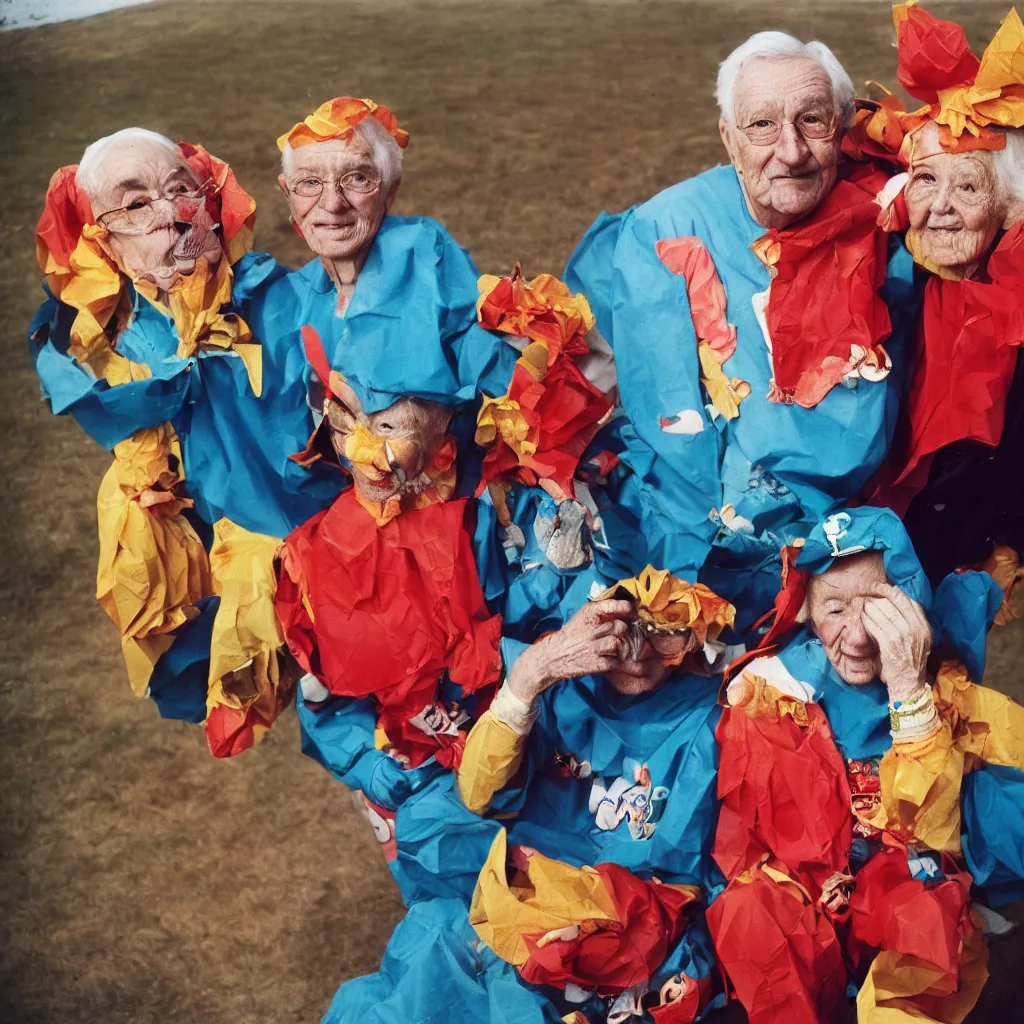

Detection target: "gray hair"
[993, 127, 1024, 202]
[76, 127, 183, 200]
[281, 116, 404, 190]
[716, 31, 855, 127]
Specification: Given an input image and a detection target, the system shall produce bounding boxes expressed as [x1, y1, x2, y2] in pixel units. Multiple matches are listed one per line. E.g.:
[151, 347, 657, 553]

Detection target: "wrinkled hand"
[509, 599, 633, 703]
[862, 584, 931, 702]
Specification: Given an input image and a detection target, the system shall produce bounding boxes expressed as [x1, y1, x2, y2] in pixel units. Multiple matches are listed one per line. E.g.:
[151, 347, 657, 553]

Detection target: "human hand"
[862, 584, 931, 702]
[508, 599, 634, 703]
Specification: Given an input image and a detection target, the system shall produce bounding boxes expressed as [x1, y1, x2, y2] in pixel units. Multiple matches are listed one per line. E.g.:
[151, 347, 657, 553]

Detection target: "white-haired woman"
[861, 4, 1024, 594]
[564, 30, 916, 638]
[29, 127, 343, 754]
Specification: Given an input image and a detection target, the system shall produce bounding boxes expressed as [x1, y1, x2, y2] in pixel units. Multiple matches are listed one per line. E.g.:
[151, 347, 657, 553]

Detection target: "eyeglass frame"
[94, 176, 220, 233]
[286, 171, 384, 202]
[736, 112, 841, 147]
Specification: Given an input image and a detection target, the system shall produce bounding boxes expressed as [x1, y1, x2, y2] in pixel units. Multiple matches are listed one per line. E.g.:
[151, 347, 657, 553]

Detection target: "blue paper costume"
[565, 165, 916, 630]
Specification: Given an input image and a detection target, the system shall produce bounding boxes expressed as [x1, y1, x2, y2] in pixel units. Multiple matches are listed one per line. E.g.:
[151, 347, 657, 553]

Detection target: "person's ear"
[385, 177, 401, 211]
[796, 595, 810, 624]
[277, 173, 289, 199]
[719, 118, 738, 169]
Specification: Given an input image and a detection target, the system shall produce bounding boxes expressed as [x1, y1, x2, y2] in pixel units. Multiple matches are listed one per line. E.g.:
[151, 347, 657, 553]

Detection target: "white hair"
[76, 127, 183, 200]
[993, 127, 1024, 202]
[716, 31, 855, 127]
[281, 116, 404, 190]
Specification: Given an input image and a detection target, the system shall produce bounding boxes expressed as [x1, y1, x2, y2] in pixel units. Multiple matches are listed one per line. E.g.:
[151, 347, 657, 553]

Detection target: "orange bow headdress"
[35, 143, 258, 388]
[276, 97, 410, 152]
[598, 566, 735, 666]
[845, 4, 1024, 163]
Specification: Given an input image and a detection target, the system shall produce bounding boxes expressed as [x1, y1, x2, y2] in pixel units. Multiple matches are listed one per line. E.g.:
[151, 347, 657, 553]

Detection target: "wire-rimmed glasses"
[289, 170, 383, 201]
[95, 177, 219, 234]
[738, 112, 839, 147]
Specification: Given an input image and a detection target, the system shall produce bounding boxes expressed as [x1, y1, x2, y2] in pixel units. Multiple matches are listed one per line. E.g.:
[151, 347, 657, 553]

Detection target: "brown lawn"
[0, 1, 1021, 1021]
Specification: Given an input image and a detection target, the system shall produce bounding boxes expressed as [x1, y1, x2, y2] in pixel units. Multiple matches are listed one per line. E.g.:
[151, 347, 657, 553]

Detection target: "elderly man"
[565, 31, 915, 634]
[270, 100, 622, 908]
[708, 506, 1024, 1023]
[315, 569, 736, 1023]
[29, 128, 341, 753]
[853, 4, 1024, 596]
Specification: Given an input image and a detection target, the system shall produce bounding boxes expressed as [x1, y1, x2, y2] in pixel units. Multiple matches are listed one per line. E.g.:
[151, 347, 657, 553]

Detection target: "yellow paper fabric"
[868, 659, 1024, 851]
[933, 9, 1024, 142]
[873, 723, 965, 854]
[470, 829, 620, 967]
[457, 709, 529, 815]
[96, 424, 212, 695]
[856, 919, 989, 1024]
[47, 226, 150, 385]
[598, 565, 735, 642]
[136, 256, 262, 397]
[933, 659, 1024, 772]
[206, 519, 287, 725]
[698, 340, 751, 420]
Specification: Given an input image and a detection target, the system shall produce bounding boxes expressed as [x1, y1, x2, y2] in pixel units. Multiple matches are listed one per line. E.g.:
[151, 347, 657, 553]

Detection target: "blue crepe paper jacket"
[565, 165, 917, 631]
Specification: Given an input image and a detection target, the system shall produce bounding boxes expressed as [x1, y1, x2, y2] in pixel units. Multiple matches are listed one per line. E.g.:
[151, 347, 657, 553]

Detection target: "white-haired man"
[565, 31, 915, 637]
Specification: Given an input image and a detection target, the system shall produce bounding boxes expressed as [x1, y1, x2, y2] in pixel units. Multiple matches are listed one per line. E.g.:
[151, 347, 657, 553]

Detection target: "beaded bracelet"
[888, 685, 938, 739]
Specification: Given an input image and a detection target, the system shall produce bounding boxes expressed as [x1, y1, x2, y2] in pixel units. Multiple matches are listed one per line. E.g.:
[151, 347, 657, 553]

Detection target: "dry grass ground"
[0, 1, 1021, 1021]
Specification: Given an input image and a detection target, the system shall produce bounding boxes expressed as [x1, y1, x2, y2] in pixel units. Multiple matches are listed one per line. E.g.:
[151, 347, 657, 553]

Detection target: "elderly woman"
[316, 569, 736, 1023]
[858, 4, 1024, 596]
[29, 128, 340, 753]
[707, 506, 1024, 1024]
[565, 31, 915, 635]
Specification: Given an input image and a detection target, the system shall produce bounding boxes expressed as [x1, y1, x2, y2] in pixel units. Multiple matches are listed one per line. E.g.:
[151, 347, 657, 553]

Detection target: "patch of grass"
[1, 2, 1020, 1021]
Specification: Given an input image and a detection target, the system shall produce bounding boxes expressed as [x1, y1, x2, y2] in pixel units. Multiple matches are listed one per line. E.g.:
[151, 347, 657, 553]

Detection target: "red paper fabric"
[868, 222, 1024, 513]
[655, 236, 737, 361]
[204, 697, 284, 759]
[722, 544, 809, 686]
[479, 354, 612, 498]
[274, 491, 502, 766]
[707, 867, 847, 1024]
[895, 3, 981, 103]
[35, 165, 96, 272]
[847, 851, 971, 984]
[761, 171, 894, 408]
[649, 973, 706, 1024]
[178, 142, 257, 254]
[713, 703, 852, 897]
[518, 867, 697, 997]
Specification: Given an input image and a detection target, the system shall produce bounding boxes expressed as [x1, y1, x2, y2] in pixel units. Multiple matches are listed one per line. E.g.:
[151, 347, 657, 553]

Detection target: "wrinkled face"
[605, 633, 678, 695]
[280, 137, 393, 262]
[720, 56, 842, 229]
[84, 138, 222, 289]
[325, 379, 451, 503]
[806, 552, 887, 685]
[906, 123, 1004, 277]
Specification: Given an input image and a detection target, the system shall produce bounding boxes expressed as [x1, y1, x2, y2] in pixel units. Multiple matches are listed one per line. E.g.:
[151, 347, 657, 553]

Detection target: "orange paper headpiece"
[895, 3, 1024, 153]
[276, 97, 410, 152]
[598, 566, 735, 647]
[844, 5, 1024, 163]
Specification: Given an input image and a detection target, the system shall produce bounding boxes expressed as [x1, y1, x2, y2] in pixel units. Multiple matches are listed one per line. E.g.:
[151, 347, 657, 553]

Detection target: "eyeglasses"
[289, 171, 382, 200]
[738, 113, 839, 147]
[95, 177, 218, 234]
